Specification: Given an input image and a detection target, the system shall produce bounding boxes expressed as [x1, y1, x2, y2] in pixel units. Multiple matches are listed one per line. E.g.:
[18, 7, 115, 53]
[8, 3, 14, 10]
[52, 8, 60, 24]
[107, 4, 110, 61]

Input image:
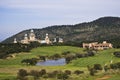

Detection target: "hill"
[2, 16, 120, 47]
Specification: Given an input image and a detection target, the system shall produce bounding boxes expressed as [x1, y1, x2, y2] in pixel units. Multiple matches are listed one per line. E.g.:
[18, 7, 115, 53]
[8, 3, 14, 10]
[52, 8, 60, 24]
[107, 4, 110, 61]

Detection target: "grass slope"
[70, 49, 120, 67]
[0, 46, 120, 80]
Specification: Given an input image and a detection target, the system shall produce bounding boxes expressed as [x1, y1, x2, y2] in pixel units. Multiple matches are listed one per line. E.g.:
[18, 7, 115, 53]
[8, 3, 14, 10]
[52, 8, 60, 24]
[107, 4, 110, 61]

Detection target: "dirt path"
[96, 75, 111, 80]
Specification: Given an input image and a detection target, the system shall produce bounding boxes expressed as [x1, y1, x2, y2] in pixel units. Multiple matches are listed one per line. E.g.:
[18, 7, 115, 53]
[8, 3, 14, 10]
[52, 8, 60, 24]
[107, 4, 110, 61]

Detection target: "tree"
[30, 70, 40, 80]
[64, 70, 71, 75]
[17, 69, 28, 79]
[21, 58, 38, 65]
[57, 73, 69, 80]
[113, 52, 120, 57]
[75, 53, 83, 58]
[39, 55, 46, 61]
[39, 69, 46, 76]
[65, 54, 76, 64]
[110, 62, 120, 70]
[87, 51, 95, 56]
[104, 65, 110, 72]
[50, 54, 61, 60]
[94, 64, 102, 70]
[89, 68, 96, 76]
[62, 51, 71, 56]
[74, 70, 84, 75]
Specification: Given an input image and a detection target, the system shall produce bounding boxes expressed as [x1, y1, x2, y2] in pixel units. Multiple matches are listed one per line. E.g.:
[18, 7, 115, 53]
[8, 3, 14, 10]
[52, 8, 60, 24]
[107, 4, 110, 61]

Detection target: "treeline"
[0, 42, 44, 59]
[17, 62, 120, 80]
[87, 62, 120, 76]
[0, 41, 83, 59]
[17, 69, 84, 80]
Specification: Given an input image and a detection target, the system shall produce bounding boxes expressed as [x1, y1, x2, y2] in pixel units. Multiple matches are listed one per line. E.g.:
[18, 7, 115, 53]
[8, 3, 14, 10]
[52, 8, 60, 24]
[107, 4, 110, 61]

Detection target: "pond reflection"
[36, 58, 66, 66]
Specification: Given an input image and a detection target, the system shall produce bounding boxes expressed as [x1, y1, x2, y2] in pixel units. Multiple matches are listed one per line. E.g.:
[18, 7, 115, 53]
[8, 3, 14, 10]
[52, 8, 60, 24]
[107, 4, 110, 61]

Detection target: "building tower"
[45, 33, 50, 44]
[23, 34, 29, 44]
[53, 38, 57, 43]
[13, 38, 17, 43]
[24, 34, 28, 41]
[58, 38, 63, 43]
[29, 29, 36, 41]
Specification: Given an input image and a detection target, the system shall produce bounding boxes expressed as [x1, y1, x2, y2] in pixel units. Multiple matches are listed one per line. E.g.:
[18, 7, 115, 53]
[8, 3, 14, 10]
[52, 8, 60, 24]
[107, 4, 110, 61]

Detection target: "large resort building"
[13, 29, 63, 44]
[83, 41, 113, 50]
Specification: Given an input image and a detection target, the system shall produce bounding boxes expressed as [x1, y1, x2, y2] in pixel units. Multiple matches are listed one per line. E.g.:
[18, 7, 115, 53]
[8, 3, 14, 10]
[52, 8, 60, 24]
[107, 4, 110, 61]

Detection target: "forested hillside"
[2, 17, 120, 47]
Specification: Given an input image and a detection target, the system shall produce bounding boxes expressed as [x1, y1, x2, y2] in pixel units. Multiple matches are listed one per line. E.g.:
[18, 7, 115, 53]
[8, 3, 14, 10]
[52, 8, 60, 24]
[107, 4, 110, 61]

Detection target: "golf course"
[0, 46, 120, 80]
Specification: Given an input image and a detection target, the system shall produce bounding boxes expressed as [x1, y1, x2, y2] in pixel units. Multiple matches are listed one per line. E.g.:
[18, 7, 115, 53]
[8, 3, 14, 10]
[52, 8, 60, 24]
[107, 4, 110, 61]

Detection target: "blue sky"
[0, 0, 120, 41]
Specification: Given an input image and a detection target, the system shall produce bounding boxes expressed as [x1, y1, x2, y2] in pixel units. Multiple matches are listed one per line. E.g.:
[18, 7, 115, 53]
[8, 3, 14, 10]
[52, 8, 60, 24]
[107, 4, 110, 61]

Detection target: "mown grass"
[0, 73, 16, 80]
[0, 46, 84, 66]
[108, 74, 120, 80]
[69, 48, 120, 67]
[0, 46, 120, 80]
[31, 46, 85, 56]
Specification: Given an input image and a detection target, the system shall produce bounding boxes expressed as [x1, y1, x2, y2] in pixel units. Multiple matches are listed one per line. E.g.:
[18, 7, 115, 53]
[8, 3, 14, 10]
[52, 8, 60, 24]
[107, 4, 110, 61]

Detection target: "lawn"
[69, 48, 120, 67]
[0, 46, 120, 80]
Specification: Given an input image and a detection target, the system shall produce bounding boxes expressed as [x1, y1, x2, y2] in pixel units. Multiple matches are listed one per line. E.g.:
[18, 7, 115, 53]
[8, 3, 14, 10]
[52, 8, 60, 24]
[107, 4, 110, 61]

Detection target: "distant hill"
[2, 16, 120, 47]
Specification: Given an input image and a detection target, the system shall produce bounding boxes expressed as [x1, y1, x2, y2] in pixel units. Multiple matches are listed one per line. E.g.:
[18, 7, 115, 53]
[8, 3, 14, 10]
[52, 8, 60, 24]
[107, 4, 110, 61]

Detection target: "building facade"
[13, 29, 63, 44]
[83, 41, 113, 50]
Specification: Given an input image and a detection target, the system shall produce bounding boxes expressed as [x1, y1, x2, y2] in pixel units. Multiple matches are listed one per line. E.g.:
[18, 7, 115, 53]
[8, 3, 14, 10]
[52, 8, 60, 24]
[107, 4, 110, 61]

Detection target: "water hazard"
[36, 58, 66, 66]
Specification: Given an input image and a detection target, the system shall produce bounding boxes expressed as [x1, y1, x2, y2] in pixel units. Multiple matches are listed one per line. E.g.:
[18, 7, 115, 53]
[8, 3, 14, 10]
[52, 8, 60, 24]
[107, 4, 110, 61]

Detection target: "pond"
[36, 58, 66, 66]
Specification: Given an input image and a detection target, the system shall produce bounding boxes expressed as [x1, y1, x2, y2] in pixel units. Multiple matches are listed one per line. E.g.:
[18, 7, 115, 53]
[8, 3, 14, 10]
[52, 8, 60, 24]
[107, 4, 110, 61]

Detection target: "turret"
[24, 34, 28, 40]
[45, 33, 50, 44]
[53, 38, 57, 43]
[29, 29, 36, 41]
[58, 38, 63, 43]
[13, 38, 17, 43]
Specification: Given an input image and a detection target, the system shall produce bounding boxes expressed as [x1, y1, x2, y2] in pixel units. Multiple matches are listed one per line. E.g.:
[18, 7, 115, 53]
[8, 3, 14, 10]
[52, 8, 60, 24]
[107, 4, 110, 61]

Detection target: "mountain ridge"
[2, 16, 120, 47]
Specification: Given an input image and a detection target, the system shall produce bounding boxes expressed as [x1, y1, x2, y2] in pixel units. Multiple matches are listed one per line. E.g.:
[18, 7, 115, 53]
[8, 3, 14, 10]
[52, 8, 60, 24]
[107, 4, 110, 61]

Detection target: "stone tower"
[23, 34, 29, 44]
[53, 38, 57, 43]
[29, 29, 36, 41]
[24, 34, 28, 41]
[13, 38, 17, 43]
[58, 38, 63, 43]
[45, 33, 50, 44]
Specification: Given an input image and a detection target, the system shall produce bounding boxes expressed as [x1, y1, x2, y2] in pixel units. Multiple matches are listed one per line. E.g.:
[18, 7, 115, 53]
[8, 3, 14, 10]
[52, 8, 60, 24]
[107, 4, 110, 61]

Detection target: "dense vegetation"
[2, 17, 120, 47]
[0, 42, 48, 59]
[113, 51, 120, 57]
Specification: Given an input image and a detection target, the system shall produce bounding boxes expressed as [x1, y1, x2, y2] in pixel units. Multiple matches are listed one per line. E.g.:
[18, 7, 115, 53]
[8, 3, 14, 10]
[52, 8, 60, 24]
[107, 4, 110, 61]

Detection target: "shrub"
[17, 69, 28, 79]
[30, 70, 40, 79]
[64, 70, 71, 75]
[50, 54, 61, 60]
[47, 72, 56, 78]
[39, 55, 46, 61]
[89, 68, 96, 76]
[110, 62, 120, 69]
[116, 62, 120, 69]
[57, 73, 69, 80]
[113, 52, 120, 57]
[94, 64, 102, 70]
[65, 54, 76, 64]
[75, 53, 83, 58]
[62, 51, 71, 55]
[21, 58, 37, 65]
[52, 70, 59, 75]
[104, 65, 110, 72]
[39, 69, 46, 76]
[87, 51, 95, 56]
[74, 70, 84, 75]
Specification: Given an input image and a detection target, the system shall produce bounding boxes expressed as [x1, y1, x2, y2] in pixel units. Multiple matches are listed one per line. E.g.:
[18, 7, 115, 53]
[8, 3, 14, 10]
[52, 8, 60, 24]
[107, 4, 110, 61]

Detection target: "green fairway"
[70, 49, 120, 67]
[0, 46, 120, 80]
